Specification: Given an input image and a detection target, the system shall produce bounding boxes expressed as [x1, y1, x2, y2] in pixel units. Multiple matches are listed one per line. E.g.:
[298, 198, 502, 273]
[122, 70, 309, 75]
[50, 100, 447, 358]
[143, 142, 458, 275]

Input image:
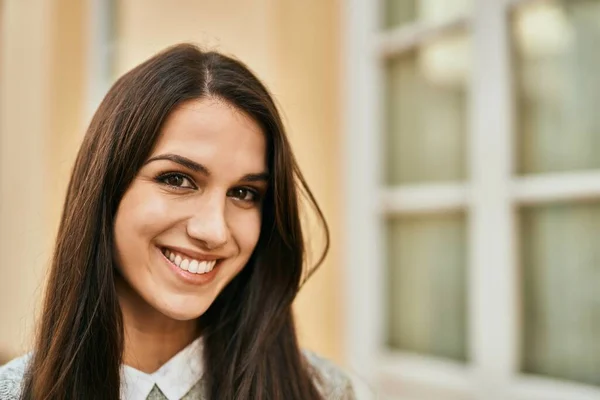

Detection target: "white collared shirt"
[120, 337, 204, 400]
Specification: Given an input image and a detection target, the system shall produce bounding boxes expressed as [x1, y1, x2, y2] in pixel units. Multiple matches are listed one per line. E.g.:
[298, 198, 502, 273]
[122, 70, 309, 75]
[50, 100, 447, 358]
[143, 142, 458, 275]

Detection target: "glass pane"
[385, 34, 470, 185]
[387, 213, 467, 361]
[384, 0, 473, 29]
[513, 1, 600, 175]
[521, 202, 600, 386]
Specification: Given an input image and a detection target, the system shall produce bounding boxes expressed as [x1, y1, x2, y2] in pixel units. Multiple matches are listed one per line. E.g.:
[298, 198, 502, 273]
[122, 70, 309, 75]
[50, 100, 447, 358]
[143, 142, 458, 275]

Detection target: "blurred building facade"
[345, 0, 600, 399]
[2, 0, 600, 399]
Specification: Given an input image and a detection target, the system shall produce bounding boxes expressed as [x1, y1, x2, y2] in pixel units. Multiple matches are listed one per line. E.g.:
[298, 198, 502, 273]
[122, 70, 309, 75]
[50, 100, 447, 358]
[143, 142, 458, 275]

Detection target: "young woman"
[0, 44, 355, 399]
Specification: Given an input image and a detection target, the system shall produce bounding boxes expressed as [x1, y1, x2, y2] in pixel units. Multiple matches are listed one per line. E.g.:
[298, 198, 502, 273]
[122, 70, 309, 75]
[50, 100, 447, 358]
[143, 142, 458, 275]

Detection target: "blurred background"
[1, 0, 600, 399]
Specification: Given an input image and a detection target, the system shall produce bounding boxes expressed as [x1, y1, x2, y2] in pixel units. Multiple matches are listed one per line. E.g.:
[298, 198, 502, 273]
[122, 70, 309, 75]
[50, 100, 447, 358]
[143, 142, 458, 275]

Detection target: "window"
[344, 0, 600, 398]
[514, 0, 600, 389]
[86, 0, 118, 120]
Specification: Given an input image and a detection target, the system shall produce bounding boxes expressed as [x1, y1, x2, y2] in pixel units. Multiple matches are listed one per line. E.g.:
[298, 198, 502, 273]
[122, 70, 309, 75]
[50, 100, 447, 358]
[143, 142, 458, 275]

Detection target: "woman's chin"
[154, 296, 212, 321]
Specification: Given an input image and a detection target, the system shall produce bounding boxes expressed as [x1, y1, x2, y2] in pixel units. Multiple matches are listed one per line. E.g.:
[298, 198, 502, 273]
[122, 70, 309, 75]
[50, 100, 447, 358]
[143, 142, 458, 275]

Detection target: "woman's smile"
[157, 245, 223, 285]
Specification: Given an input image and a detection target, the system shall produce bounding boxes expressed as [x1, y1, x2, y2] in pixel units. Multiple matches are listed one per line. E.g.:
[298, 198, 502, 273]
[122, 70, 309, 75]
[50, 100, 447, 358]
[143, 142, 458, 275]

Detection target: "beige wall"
[116, 0, 279, 88]
[0, 0, 344, 364]
[0, 0, 87, 357]
[271, 1, 344, 364]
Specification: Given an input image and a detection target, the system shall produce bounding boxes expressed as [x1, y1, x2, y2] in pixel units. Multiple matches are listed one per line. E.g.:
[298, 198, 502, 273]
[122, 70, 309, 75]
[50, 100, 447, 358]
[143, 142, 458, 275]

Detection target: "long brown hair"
[20, 44, 329, 400]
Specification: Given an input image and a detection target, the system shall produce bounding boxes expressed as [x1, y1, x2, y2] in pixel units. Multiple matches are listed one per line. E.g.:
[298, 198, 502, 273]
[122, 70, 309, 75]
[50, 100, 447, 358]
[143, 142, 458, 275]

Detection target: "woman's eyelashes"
[154, 171, 264, 205]
[155, 171, 197, 190]
[227, 187, 262, 204]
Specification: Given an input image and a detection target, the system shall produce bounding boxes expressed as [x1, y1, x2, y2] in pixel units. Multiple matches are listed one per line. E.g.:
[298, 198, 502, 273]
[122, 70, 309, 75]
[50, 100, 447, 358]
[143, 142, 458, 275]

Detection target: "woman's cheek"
[238, 210, 262, 253]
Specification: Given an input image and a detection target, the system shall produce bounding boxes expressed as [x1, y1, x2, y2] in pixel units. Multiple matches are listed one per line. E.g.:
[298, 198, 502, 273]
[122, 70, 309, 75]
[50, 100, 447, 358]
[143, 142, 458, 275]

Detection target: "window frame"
[86, 0, 117, 121]
[342, 0, 600, 398]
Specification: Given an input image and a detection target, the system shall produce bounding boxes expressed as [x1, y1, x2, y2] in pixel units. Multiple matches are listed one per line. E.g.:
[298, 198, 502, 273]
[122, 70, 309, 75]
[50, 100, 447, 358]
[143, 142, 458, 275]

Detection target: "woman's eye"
[228, 187, 258, 203]
[157, 173, 195, 189]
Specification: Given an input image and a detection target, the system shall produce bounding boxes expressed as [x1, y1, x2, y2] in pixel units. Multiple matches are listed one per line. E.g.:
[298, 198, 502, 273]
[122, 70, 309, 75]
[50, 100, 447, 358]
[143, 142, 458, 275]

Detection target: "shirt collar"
[121, 336, 204, 400]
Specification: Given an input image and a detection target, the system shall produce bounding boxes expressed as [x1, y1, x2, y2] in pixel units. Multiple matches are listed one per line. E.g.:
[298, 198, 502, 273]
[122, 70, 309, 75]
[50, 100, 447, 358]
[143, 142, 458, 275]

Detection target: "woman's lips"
[161, 247, 218, 274]
[158, 246, 221, 285]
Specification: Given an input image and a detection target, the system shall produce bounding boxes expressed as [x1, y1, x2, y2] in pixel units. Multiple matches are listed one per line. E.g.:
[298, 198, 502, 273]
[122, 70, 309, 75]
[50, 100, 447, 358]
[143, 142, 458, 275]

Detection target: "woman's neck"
[116, 277, 199, 373]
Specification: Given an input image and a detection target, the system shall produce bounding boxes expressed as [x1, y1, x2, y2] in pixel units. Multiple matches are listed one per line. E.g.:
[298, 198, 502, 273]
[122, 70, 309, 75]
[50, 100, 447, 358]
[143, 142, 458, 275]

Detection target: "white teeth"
[198, 261, 208, 274]
[180, 259, 190, 271]
[206, 261, 215, 272]
[188, 260, 199, 273]
[163, 248, 219, 275]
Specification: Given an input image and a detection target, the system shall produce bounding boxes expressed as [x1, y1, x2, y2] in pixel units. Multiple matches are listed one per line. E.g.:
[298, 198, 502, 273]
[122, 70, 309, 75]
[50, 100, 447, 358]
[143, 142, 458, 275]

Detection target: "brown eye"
[227, 187, 258, 202]
[157, 173, 196, 189]
[166, 175, 183, 186]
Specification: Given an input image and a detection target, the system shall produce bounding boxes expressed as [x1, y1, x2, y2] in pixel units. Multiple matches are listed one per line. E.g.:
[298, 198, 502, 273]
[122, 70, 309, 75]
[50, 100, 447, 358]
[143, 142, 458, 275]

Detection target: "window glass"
[514, 1, 600, 175]
[385, 34, 470, 185]
[521, 202, 600, 385]
[387, 213, 468, 361]
[384, 0, 473, 29]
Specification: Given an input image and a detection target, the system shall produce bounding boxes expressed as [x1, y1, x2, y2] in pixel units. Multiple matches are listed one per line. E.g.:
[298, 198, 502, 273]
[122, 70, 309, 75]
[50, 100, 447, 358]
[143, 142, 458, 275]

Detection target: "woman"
[0, 44, 355, 399]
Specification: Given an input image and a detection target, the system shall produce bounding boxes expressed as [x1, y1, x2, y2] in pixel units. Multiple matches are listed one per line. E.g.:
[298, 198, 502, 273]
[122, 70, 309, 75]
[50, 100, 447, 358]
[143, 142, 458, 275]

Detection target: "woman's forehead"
[149, 99, 267, 176]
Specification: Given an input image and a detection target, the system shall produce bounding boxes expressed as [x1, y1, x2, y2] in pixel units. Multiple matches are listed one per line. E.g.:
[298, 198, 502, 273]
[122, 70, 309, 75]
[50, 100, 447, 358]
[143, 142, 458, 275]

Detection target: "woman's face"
[114, 99, 267, 321]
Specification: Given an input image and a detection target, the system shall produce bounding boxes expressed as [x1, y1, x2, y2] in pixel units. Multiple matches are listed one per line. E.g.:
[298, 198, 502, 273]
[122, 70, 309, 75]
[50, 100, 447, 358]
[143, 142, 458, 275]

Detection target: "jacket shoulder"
[303, 350, 356, 400]
[0, 354, 30, 400]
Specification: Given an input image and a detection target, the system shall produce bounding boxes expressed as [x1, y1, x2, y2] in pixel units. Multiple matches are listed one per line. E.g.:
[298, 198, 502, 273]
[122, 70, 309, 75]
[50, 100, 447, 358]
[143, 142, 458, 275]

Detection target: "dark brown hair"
[20, 44, 329, 400]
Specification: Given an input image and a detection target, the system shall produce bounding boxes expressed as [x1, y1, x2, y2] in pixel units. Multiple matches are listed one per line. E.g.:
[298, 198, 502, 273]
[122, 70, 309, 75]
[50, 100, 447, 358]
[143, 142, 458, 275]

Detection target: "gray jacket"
[0, 351, 355, 399]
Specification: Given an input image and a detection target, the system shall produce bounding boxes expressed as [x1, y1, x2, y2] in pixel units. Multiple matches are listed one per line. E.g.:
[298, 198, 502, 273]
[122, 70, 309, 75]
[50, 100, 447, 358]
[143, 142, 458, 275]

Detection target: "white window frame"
[86, 0, 116, 122]
[342, 0, 600, 399]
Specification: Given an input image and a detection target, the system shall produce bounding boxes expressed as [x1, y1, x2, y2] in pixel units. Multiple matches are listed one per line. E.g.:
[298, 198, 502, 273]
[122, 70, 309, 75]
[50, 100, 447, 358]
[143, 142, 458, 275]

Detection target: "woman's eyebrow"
[145, 153, 270, 182]
[145, 153, 210, 175]
[240, 172, 270, 183]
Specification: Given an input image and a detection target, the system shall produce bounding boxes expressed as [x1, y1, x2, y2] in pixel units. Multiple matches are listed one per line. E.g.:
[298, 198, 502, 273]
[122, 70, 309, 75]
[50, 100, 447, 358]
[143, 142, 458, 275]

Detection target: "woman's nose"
[186, 196, 228, 250]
